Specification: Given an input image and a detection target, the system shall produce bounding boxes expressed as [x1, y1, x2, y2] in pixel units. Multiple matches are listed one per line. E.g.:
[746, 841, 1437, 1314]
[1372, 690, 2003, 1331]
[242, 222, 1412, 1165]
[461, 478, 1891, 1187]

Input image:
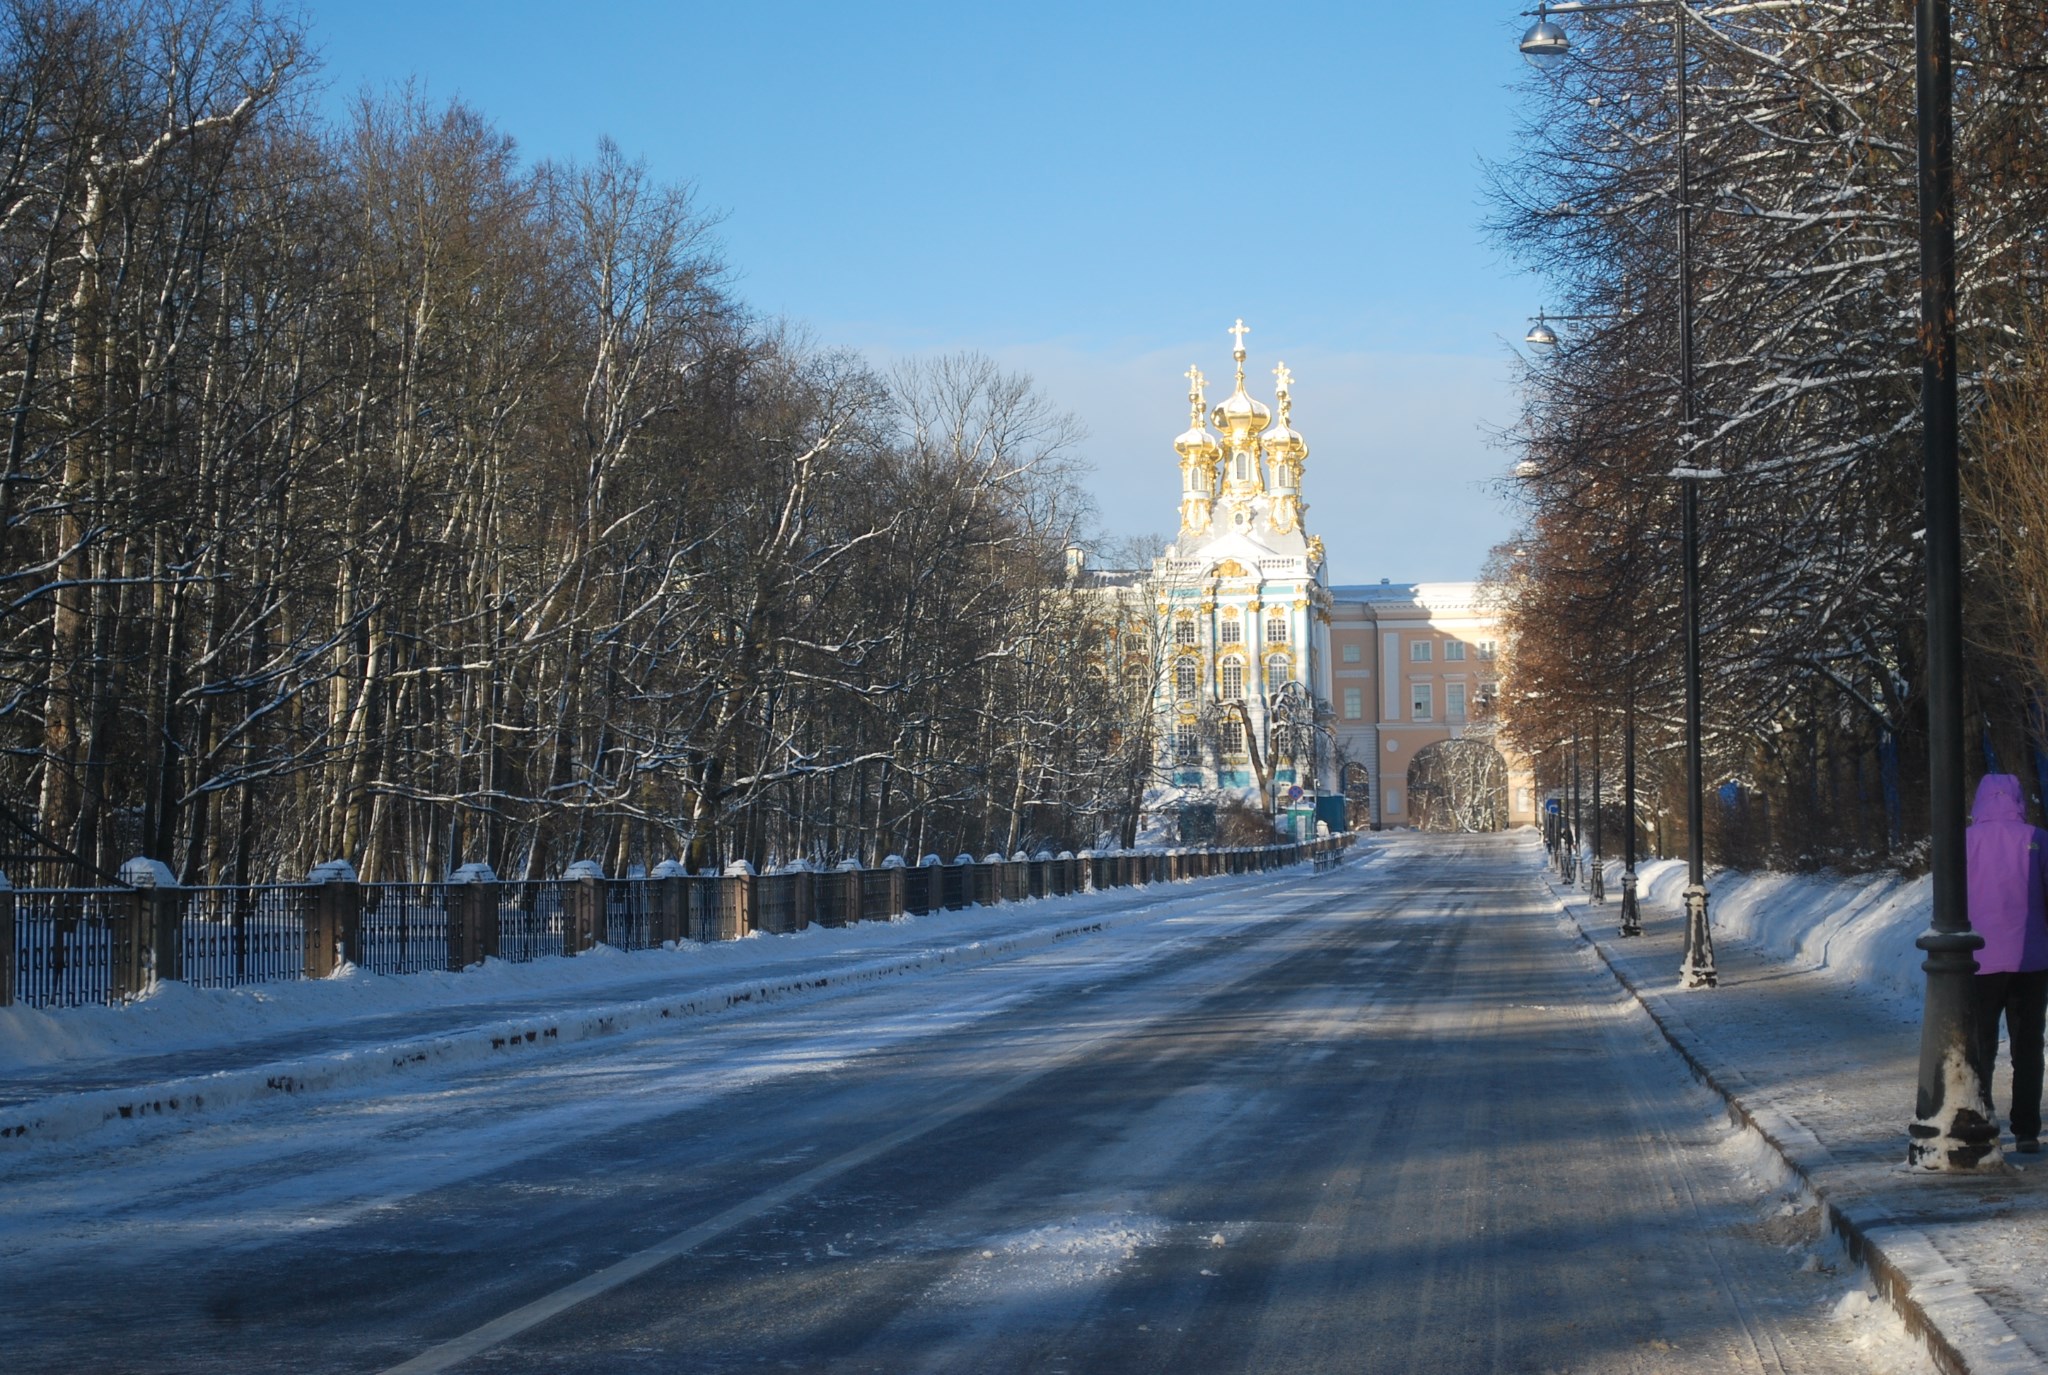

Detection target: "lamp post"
[1620, 660, 1643, 934]
[1905, 0, 1999, 1171]
[1521, 0, 1713, 986]
[1590, 718, 1605, 902]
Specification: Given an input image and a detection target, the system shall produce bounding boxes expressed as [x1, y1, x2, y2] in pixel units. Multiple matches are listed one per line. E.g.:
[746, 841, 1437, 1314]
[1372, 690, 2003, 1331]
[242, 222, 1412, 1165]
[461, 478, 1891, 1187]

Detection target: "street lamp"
[1519, 8, 1571, 65]
[1906, 0, 1999, 1171]
[1517, 0, 1714, 987]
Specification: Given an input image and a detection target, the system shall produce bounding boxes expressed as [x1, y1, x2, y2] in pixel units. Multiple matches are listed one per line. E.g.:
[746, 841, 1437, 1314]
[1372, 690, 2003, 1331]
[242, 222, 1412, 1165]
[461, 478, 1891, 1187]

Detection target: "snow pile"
[942, 1213, 1168, 1296]
[0, 882, 1180, 1076]
[1631, 856, 1930, 1017]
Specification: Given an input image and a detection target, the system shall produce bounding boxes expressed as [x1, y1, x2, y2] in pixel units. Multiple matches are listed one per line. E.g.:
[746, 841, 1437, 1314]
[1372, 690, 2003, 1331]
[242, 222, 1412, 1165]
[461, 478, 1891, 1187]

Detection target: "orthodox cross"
[1273, 362, 1294, 394]
[1228, 319, 1251, 354]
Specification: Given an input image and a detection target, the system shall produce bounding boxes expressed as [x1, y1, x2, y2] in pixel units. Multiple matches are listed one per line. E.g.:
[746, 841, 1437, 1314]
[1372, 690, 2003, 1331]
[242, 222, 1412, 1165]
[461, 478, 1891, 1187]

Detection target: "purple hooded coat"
[1966, 774, 2048, 975]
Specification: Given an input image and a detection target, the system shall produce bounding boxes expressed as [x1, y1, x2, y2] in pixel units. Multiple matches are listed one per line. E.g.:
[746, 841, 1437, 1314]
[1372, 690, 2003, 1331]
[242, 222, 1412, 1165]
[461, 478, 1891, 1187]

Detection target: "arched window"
[1219, 613, 1243, 645]
[1174, 614, 1197, 646]
[1175, 659, 1198, 699]
[1221, 659, 1244, 700]
[1176, 721, 1200, 761]
[1266, 612, 1288, 644]
[1221, 718, 1246, 755]
[1267, 654, 1291, 687]
[1235, 452, 1250, 482]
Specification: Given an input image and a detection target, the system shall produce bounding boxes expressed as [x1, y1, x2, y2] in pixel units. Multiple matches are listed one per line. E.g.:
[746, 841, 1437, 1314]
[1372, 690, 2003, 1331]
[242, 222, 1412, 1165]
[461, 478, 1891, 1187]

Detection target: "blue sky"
[309, 1, 1539, 584]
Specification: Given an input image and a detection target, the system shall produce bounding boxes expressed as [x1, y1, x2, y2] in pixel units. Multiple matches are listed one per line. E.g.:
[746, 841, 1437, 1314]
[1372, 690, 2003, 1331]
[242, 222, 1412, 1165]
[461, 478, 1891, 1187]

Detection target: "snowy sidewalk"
[0, 860, 1349, 1143]
[1541, 841, 2046, 1375]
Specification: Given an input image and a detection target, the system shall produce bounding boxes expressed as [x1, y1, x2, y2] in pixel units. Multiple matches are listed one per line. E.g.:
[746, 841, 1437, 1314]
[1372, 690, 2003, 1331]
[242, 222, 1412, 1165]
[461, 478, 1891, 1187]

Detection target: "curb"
[3, 859, 1357, 1151]
[1539, 863, 2036, 1375]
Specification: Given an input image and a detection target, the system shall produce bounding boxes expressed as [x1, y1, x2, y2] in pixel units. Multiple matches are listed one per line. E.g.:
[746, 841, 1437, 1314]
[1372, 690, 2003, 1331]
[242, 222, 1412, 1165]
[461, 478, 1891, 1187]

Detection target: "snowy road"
[0, 835, 1927, 1373]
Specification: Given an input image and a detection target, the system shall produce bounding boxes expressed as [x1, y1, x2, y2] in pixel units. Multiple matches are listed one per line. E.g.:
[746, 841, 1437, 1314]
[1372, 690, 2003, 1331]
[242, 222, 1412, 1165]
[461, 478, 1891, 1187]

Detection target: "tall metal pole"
[1673, 6, 1716, 988]
[1621, 663, 1642, 934]
[1907, 0, 1999, 1170]
[1591, 717, 1605, 902]
[1571, 734, 1582, 884]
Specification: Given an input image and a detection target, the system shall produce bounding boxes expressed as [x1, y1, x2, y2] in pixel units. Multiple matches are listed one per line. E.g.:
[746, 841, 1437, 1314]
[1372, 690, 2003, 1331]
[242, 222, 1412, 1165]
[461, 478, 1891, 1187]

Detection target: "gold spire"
[1174, 363, 1222, 466]
[1264, 360, 1308, 467]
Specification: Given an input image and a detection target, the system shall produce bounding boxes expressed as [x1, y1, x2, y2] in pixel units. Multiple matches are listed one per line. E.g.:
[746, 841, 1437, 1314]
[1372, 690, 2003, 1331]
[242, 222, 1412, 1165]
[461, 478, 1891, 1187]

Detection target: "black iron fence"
[0, 837, 1353, 1009]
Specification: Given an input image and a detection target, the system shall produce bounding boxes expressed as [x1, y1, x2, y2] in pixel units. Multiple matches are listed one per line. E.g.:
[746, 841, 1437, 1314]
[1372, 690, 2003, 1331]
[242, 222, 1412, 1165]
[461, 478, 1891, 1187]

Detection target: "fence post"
[564, 860, 607, 953]
[651, 860, 688, 944]
[116, 857, 180, 997]
[788, 861, 815, 931]
[721, 860, 755, 938]
[0, 867, 12, 1007]
[448, 862, 498, 969]
[882, 854, 906, 918]
[835, 858, 862, 924]
[304, 860, 361, 978]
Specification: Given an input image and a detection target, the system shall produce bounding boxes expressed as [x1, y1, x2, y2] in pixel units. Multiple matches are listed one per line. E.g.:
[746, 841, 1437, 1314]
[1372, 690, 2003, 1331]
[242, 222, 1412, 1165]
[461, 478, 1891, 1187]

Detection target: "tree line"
[1487, 0, 2048, 872]
[0, 0, 1156, 886]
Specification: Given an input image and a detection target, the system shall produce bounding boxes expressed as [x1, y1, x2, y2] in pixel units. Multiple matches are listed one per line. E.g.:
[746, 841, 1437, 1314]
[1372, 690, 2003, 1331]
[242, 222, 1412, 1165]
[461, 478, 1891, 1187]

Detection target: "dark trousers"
[1975, 969, 2048, 1141]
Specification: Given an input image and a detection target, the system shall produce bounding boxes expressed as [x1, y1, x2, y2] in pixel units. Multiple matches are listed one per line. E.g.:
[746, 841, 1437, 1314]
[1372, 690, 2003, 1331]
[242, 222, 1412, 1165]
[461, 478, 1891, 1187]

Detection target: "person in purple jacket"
[1967, 773, 2048, 1153]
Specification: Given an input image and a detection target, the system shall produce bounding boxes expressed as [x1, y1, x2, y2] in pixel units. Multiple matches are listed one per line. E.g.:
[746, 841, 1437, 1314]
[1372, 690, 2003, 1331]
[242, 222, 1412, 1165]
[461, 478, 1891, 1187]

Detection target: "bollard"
[305, 859, 361, 978]
[564, 860, 607, 953]
[449, 862, 499, 969]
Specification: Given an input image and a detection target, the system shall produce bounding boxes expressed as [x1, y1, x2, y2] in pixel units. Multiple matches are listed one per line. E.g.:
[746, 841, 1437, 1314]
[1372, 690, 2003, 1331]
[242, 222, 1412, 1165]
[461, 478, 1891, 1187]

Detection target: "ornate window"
[1176, 721, 1201, 761]
[1266, 613, 1288, 644]
[1221, 658, 1244, 700]
[1175, 614, 1197, 646]
[1175, 659, 1198, 699]
[1219, 613, 1243, 645]
[1221, 718, 1246, 755]
[1267, 654, 1291, 687]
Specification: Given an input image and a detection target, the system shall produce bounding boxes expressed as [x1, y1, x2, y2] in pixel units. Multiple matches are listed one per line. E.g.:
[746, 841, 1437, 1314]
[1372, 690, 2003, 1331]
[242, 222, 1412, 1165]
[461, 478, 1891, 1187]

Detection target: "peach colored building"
[1326, 581, 1537, 829]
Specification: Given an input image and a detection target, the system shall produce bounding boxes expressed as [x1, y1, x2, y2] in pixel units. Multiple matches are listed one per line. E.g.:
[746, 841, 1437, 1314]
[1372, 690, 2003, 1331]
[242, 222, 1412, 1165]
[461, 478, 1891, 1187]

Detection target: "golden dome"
[1175, 364, 1223, 463]
[1262, 362, 1308, 464]
[1211, 383, 1271, 436]
[1210, 319, 1270, 436]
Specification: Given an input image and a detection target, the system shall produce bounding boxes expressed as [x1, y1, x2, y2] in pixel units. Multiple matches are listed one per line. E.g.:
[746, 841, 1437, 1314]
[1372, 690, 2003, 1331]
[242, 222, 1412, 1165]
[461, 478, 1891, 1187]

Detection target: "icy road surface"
[0, 834, 1929, 1373]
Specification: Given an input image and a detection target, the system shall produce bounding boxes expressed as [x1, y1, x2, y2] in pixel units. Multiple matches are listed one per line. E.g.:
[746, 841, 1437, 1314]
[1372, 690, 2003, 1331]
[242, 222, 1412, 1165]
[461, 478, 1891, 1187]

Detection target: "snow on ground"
[1546, 832, 2048, 1373]
[1630, 853, 1928, 1014]
[0, 859, 1367, 1080]
[0, 850, 1385, 1151]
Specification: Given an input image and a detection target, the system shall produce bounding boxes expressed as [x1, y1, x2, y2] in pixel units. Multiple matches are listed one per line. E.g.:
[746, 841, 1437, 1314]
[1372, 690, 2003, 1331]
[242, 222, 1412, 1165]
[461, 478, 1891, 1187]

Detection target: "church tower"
[1153, 321, 1334, 827]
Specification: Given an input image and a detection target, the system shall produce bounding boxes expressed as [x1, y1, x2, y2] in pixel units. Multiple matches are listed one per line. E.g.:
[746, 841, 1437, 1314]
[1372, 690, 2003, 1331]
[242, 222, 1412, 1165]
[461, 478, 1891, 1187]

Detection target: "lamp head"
[1520, 12, 1571, 67]
[1525, 318, 1560, 351]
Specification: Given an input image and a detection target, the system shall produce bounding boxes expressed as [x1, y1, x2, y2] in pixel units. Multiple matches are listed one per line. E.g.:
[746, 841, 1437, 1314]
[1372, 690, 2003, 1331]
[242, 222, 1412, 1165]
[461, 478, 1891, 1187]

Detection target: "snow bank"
[1631, 856, 1930, 1018]
[0, 850, 1377, 1146]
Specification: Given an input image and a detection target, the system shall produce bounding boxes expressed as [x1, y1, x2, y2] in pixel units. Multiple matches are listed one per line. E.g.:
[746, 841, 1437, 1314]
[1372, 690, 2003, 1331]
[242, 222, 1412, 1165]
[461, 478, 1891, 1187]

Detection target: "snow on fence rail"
[0, 837, 1353, 1009]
